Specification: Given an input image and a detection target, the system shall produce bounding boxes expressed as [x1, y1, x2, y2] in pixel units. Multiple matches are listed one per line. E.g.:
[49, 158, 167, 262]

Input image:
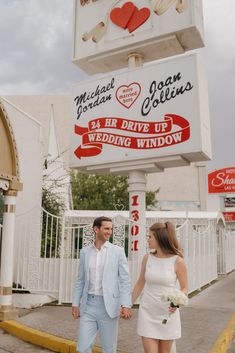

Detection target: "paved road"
[0, 329, 51, 353]
[1, 271, 235, 353]
[227, 340, 235, 353]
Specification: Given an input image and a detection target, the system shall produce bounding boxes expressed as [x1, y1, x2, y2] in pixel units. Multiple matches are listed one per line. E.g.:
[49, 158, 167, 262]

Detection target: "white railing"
[13, 206, 42, 292]
[226, 230, 235, 272]
[183, 220, 217, 292]
[8, 209, 235, 303]
[58, 216, 130, 303]
[217, 228, 235, 274]
[38, 208, 62, 294]
[57, 212, 220, 302]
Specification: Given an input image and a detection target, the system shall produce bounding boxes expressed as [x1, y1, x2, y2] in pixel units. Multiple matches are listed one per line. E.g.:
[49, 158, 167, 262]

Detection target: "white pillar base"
[0, 193, 18, 321]
[0, 306, 18, 321]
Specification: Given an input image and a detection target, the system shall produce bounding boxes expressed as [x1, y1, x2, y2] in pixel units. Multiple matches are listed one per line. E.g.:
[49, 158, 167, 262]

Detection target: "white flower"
[161, 288, 188, 324]
[161, 288, 188, 307]
[161, 294, 170, 302]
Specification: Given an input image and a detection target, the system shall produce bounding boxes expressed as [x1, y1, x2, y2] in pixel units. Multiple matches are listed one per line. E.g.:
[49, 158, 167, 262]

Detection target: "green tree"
[70, 171, 158, 210]
[41, 186, 65, 257]
[42, 186, 65, 216]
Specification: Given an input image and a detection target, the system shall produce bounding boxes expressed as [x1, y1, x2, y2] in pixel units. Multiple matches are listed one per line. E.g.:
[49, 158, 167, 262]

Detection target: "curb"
[0, 320, 104, 353]
[1, 314, 235, 353]
[209, 314, 235, 353]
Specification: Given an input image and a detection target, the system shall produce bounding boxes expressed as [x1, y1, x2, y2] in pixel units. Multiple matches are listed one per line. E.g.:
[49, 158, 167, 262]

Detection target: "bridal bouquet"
[161, 288, 188, 324]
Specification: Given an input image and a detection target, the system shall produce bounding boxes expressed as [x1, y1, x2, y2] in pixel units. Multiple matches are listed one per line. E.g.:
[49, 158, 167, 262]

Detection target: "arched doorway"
[0, 100, 22, 320]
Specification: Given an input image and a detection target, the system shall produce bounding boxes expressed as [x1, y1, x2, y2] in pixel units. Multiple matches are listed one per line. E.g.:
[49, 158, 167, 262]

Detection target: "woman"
[132, 222, 188, 353]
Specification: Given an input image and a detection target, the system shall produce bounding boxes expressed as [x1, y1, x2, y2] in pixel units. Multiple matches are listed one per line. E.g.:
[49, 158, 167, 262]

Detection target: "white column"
[0, 192, 18, 319]
[127, 52, 144, 69]
[128, 171, 147, 290]
[127, 53, 146, 292]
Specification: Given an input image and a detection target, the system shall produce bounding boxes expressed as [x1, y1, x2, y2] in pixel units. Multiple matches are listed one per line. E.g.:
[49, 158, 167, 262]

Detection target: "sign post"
[127, 53, 146, 284]
[70, 53, 211, 285]
[70, 0, 211, 287]
[128, 170, 147, 286]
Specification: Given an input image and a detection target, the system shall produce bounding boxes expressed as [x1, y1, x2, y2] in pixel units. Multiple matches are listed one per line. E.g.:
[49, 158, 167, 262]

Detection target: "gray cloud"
[0, 0, 234, 169]
[0, 0, 85, 94]
[202, 0, 235, 168]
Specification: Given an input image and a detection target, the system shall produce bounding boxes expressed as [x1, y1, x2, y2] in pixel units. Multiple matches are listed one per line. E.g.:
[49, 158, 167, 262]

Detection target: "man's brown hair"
[93, 216, 112, 229]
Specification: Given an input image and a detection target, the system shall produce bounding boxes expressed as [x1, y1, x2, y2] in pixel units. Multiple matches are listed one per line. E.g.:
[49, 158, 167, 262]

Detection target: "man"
[72, 216, 132, 353]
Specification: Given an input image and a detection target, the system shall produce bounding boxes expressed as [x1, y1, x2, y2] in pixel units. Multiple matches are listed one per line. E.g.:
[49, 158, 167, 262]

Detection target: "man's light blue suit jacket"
[72, 242, 132, 318]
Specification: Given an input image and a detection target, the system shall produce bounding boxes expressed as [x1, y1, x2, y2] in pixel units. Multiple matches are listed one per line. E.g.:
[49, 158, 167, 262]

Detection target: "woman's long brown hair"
[149, 222, 183, 258]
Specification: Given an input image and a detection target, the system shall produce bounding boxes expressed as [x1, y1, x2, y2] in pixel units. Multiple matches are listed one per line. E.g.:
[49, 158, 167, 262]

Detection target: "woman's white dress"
[137, 254, 181, 340]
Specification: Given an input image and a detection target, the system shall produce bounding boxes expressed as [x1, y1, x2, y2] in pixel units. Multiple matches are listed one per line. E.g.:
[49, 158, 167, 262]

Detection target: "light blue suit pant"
[77, 294, 119, 353]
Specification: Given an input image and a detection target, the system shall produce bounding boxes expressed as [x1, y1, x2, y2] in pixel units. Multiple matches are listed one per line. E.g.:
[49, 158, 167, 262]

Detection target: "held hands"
[120, 307, 132, 320]
[72, 306, 80, 319]
[168, 306, 177, 314]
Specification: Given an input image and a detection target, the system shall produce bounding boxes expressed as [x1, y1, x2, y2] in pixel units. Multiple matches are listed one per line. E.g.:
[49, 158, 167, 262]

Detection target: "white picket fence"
[217, 227, 235, 274]
[9, 208, 235, 303]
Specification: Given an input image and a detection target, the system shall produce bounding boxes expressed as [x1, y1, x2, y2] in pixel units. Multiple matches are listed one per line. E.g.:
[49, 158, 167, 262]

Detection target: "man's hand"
[169, 306, 177, 314]
[72, 306, 80, 319]
[120, 307, 132, 320]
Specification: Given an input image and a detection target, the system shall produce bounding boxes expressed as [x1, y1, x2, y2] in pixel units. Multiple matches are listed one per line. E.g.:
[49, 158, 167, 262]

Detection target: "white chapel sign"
[70, 54, 211, 173]
[72, 0, 204, 74]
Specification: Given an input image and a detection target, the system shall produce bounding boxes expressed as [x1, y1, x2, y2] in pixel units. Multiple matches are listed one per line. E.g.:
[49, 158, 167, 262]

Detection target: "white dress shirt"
[88, 241, 108, 296]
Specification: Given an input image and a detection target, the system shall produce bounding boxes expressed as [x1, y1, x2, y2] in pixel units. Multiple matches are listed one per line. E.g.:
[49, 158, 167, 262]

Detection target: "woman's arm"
[175, 256, 188, 294]
[132, 254, 148, 304]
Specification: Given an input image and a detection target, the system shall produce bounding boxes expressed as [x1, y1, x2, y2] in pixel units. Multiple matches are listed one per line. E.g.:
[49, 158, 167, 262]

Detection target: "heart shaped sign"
[110, 2, 137, 29]
[110, 2, 150, 33]
[116, 82, 141, 109]
[114, 203, 125, 211]
[127, 7, 151, 33]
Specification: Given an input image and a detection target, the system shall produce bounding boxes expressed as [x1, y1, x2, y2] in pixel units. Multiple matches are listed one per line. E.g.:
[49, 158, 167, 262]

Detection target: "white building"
[3, 95, 72, 209]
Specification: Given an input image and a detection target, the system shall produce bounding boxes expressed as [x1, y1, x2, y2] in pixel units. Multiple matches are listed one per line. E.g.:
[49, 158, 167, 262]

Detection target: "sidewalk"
[1, 271, 235, 353]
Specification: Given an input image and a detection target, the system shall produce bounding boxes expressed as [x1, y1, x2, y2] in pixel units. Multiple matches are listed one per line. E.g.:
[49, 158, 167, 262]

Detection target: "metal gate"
[10, 209, 232, 303]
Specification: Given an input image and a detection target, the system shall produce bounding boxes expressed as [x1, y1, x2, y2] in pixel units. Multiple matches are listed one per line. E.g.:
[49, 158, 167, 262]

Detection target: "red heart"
[127, 7, 151, 33]
[110, 2, 137, 29]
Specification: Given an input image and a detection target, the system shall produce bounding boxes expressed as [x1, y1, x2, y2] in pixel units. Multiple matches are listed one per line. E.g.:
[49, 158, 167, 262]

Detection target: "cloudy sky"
[0, 0, 234, 169]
